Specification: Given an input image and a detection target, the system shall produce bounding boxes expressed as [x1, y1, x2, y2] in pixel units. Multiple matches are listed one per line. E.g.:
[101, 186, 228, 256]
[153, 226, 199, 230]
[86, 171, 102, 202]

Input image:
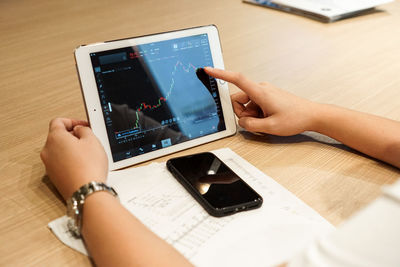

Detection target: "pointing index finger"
[204, 67, 261, 98]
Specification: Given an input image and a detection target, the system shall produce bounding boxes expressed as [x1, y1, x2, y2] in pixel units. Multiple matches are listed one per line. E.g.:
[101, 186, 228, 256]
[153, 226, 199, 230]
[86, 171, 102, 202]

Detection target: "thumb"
[73, 125, 94, 139]
[238, 116, 277, 134]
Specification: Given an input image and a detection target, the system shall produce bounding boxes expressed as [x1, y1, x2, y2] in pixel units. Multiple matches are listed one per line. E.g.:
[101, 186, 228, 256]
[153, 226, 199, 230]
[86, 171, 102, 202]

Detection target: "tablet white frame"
[75, 25, 236, 170]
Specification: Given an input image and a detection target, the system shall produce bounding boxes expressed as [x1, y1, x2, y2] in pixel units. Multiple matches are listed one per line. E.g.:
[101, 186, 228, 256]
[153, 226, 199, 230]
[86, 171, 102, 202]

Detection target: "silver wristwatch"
[66, 181, 118, 237]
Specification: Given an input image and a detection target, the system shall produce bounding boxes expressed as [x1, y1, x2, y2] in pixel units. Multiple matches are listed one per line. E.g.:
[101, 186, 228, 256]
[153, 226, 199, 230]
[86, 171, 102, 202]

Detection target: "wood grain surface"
[1, 0, 399, 265]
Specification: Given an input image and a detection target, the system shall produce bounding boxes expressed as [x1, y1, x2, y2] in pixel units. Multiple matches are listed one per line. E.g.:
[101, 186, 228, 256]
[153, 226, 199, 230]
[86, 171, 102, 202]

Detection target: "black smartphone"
[166, 152, 263, 217]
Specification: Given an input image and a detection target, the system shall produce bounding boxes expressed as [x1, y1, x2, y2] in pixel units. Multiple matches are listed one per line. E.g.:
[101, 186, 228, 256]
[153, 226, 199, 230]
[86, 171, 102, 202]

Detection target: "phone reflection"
[195, 157, 240, 195]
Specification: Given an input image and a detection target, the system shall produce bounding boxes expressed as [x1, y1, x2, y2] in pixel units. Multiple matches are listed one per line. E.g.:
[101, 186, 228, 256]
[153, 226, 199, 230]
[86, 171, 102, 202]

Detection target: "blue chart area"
[134, 34, 220, 138]
[132, 60, 198, 129]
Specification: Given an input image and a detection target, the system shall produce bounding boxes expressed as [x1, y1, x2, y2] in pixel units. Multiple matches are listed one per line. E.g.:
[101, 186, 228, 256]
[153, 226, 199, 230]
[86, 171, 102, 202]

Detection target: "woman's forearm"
[81, 192, 192, 267]
[312, 103, 400, 168]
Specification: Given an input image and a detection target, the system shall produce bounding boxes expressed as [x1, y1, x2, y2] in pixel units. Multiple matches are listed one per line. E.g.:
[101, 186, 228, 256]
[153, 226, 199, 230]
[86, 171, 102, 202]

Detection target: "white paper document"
[244, 0, 393, 22]
[48, 148, 334, 266]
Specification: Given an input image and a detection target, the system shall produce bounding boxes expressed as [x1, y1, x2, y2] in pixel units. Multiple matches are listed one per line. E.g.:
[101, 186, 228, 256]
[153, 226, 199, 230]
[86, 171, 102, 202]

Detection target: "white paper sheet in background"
[277, 0, 392, 16]
[48, 148, 334, 266]
[244, 0, 393, 22]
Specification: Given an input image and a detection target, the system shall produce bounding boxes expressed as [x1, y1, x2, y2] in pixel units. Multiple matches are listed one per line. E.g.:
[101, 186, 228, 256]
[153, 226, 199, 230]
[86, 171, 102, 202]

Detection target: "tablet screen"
[89, 34, 226, 162]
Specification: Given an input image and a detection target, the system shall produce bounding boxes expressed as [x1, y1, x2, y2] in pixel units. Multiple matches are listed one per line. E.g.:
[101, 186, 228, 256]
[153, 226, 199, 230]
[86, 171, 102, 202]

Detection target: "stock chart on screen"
[90, 34, 225, 161]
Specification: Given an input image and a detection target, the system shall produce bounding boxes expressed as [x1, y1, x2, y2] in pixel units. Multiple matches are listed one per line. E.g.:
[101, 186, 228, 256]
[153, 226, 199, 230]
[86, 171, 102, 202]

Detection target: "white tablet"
[75, 25, 236, 170]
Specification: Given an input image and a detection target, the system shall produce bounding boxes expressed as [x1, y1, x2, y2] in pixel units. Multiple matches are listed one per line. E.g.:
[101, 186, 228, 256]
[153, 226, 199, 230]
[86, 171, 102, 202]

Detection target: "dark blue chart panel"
[90, 34, 226, 162]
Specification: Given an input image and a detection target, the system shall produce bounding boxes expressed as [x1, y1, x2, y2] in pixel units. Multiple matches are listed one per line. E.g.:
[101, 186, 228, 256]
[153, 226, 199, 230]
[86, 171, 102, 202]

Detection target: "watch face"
[66, 198, 81, 236]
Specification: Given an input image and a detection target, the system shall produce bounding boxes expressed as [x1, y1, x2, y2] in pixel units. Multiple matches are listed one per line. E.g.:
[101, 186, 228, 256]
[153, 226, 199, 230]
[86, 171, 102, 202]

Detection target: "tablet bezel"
[75, 25, 236, 170]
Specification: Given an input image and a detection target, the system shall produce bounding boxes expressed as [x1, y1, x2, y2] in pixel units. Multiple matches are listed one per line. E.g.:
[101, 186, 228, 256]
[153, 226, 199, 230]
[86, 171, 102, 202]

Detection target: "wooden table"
[1, 0, 399, 265]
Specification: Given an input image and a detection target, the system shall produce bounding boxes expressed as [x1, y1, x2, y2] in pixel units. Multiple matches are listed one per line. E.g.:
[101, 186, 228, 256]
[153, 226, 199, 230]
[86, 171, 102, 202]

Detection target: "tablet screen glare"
[89, 34, 226, 162]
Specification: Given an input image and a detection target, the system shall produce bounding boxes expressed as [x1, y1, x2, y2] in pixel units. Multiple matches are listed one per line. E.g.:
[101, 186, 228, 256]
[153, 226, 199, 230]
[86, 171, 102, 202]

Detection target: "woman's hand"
[40, 118, 108, 200]
[205, 67, 320, 136]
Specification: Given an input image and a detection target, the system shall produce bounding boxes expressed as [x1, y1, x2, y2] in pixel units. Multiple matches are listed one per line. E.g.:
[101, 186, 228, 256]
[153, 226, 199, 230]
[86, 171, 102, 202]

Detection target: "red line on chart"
[133, 61, 197, 129]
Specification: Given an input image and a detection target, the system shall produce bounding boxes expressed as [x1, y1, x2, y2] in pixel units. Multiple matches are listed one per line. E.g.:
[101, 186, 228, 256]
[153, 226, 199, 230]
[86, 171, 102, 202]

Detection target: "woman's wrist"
[309, 103, 346, 136]
[81, 190, 120, 235]
[307, 102, 329, 133]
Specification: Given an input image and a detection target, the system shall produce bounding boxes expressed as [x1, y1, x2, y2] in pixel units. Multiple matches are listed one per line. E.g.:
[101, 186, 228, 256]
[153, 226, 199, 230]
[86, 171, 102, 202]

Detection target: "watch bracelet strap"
[67, 181, 118, 237]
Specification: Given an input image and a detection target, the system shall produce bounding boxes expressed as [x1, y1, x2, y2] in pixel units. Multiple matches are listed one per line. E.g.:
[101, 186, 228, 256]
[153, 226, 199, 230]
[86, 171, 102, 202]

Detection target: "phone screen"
[167, 152, 262, 216]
